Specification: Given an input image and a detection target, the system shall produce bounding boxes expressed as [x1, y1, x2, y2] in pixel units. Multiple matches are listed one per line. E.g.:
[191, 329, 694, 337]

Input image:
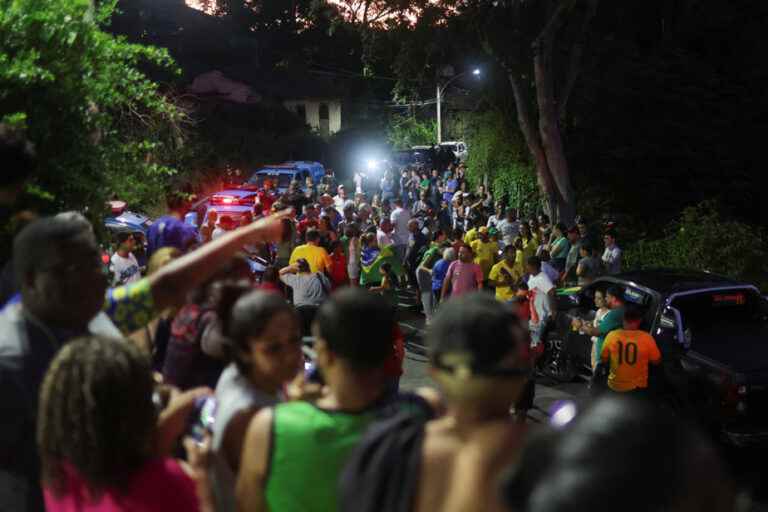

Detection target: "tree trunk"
[506, 70, 557, 216]
[534, 34, 576, 225]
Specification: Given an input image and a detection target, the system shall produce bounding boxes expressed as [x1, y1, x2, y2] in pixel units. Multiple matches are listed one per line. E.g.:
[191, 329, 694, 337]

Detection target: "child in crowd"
[329, 240, 350, 289]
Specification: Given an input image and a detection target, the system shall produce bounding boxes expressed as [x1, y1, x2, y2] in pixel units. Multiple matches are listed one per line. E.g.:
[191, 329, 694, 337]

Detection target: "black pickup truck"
[541, 269, 768, 447]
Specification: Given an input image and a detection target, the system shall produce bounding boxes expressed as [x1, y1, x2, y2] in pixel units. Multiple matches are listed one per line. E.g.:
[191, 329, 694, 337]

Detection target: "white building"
[283, 99, 342, 137]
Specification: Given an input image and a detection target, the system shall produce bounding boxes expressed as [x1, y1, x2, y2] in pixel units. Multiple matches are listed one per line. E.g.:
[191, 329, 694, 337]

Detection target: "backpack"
[339, 409, 429, 512]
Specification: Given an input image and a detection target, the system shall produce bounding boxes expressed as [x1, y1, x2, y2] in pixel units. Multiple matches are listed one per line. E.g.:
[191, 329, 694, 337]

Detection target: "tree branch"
[533, 0, 578, 50]
[558, 0, 599, 120]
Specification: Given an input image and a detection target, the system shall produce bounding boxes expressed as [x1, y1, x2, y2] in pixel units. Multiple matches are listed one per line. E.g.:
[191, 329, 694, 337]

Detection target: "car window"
[671, 289, 766, 346]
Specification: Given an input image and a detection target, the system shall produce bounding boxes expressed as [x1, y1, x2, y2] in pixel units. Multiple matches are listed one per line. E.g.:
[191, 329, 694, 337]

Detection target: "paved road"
[397, 311, 588, 424]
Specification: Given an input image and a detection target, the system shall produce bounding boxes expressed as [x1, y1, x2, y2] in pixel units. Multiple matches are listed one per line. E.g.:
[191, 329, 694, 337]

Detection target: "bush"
[464, 110, 539, 216]
[624, 202, 768, 290]
[0, 0, 187, 215]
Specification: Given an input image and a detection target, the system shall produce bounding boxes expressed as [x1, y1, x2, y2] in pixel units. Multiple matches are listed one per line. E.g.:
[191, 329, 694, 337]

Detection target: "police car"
[247, 161, 325, 194]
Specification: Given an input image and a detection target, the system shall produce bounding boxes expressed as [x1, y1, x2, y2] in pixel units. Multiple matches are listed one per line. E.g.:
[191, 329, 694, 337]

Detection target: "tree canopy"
[1, 0, 187, 214]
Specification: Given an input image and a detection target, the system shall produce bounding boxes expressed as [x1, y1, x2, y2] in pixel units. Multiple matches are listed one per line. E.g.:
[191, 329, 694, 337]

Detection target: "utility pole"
[436, 84, 442, 143]
[436, 68, 480, 145]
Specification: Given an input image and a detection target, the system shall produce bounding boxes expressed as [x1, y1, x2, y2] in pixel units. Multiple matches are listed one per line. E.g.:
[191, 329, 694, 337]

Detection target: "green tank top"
[265, 401, 376, 512]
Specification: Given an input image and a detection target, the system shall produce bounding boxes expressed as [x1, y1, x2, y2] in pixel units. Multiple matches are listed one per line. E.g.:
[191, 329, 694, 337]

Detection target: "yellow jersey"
[522, 237, 538, 260]
[289, 244, 332, 274]
[470, 239, 497, 278]
[488, 260, 521, 301]
[601, 329, 661, 392]
[463, 228, 479, 245]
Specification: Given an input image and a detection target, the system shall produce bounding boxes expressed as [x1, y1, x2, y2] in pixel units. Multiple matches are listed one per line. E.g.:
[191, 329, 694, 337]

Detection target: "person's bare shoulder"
[443, 421, 532, 512]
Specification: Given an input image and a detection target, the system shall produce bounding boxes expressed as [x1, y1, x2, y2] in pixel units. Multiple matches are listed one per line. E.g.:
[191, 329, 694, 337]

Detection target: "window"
[319, 103, 329, 120]
[671, 288, 766, 347]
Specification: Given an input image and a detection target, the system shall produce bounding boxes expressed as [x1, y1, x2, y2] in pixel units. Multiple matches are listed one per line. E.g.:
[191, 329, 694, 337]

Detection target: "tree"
[0, 0, 188, 215]
[354, 0, 598, 222]
[464, 110, 539, 216]
[386, 114, 436, 149]
[447, 0, 599, 223]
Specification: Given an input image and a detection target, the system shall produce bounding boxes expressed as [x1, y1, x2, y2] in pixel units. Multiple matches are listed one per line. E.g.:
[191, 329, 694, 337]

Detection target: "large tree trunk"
[496, 0, 598, 224]
[506, 70, 558, 218]
[534, 21, 576, 224]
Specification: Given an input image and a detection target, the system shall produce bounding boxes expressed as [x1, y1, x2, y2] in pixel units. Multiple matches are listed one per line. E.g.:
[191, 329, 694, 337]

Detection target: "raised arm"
[149, 211, 290, 311]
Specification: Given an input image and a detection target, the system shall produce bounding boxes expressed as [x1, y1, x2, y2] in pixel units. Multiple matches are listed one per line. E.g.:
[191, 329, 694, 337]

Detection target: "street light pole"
[436, 68, 480, 145]
[436, 84, 442, 144]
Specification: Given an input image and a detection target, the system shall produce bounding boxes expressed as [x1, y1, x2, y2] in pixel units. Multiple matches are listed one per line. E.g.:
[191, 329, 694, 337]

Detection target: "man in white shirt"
[495, 208, 521, 248]
[602, 231, 622, 275]
[376, 218, 394, 248]
[486, 202, 505, 229]
[333, 184, 349, 214]
[353, 171, 365, 195]
[525, 256, 556, 346]
[389, 197, 411, 262]
[110, 232, 141, 286]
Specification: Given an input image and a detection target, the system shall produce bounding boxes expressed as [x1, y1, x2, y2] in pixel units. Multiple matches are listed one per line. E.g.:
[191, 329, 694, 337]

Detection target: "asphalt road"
[397, 311, 588, 424]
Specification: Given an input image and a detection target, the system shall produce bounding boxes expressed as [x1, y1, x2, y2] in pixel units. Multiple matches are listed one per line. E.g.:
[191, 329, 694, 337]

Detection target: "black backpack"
[339, 410, 429, 512]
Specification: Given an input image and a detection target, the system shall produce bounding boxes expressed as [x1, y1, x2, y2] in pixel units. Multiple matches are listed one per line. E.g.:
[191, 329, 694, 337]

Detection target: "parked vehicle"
[438, 141, 468, 162]
[541, 269, 768, 447]
[104, 210, 152, 237]
[247, 161, 325, 194]
[391, 147, 437, 173]
[188, 188, 259, 228]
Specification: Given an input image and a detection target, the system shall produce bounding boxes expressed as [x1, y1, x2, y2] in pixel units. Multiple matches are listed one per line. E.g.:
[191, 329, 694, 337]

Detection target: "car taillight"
[212, 195, 235, 205]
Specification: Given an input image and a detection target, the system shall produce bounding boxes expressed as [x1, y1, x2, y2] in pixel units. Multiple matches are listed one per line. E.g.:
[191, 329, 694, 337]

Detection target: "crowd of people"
[0, 127, 739, 512]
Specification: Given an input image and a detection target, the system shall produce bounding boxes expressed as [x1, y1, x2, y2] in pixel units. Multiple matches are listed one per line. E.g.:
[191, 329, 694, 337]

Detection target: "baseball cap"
[428, 294, 529, 378]
[478, 226, 488, 234]
[488, 227, 499, 237]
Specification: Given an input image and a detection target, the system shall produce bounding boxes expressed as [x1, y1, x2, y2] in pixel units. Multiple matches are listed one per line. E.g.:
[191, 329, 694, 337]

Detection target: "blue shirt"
[432, 259, 450, 292]
[443, 179, 458, 201]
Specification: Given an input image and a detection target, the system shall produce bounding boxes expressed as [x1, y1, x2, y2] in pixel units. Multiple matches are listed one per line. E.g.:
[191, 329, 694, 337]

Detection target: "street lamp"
[436, 68, 481, 144]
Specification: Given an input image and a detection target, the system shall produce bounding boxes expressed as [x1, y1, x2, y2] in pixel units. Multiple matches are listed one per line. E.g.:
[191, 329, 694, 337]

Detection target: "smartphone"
[304, 360, 325, 385]
[188, 396, 217, 443]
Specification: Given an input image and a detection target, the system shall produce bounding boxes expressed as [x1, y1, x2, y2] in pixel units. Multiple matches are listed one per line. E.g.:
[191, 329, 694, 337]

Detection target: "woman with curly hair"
[38, 336, 209, 511]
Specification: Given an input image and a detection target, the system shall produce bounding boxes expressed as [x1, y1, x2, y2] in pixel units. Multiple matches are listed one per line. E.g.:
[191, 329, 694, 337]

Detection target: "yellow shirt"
[522, 237, 538, 260]
[601, 329, 661, 392]
[289, 244, 332, 274]
[463, 228, 479, 245]
[514, 249, 526, 276]
[470, 239, 497, 278]
[488, 260, 521, 302]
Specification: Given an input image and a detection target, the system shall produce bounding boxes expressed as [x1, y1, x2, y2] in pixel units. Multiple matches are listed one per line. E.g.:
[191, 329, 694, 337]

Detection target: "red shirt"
[298, 217, 319, 234]
[258, 281, 284, 296]
[44, 458, 199, 512]
[255, 190, 275, 215]
[329, 252, 349, 289]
